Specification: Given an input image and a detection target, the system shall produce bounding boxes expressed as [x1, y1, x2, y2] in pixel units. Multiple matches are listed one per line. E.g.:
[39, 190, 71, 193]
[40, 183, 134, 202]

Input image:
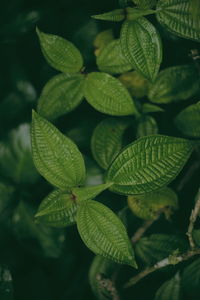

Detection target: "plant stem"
[131, 219, 155, 245]
[187, 188, 200, 249]
[176, 161, 200, 192]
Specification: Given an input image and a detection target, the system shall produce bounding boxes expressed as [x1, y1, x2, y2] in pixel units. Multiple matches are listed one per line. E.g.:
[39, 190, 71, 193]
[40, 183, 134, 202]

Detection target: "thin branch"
[176, 161, 200, 192]
[187, 188, 200, 249]
[124, 249, 200, 288]
[131, 219, 155, 244]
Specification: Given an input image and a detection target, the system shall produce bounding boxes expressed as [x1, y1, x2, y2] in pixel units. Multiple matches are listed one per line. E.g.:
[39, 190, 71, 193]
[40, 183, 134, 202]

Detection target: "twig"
[131, 219, 155, 244]
[124, 249, 200, 288]
[187, 188, 200, 249]
[176, 161, 200, 192]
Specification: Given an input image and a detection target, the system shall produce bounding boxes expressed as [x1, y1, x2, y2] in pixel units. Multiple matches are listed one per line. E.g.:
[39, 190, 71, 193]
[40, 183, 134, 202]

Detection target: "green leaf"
[93, 29, 114, 57]
[37, 73, 85, 120]
[0, 266, 13, 300]
[84, 72, 139, 116]
[135, 234, 188, 265]
[0, 124, 39, 184]
[36, 28, 83, 73]
[136, 115, 158, 138]
[182, 258, 200, 295]
[31, 111, 86, 189]
[107, 135, 193, 195]
[97, 39, 132, 74]
[142, 103, 164, 113]
[91, 117, 131, 170]
[132, 0, 157, 9]
[126, 7, 156, 21]
[192, 230, 200, 247]
[148, 65, 200, 104]
[120, 18, 162, 82]
[92, 9, 125, 22]
[71, 183, 112, 201]
[156, 0, 200, 42]
[155, 272, 181, 300]
[89, 255, 119, 300]
[175, 101, 200, 138]
[77, 200, 137, 267]
[128, 187, 178, 220]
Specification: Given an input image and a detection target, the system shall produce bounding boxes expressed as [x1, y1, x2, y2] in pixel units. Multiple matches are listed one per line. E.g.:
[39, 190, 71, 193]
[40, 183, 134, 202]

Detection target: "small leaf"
[120, 18, 162, 82]
[37, 73, 85, 120]
[97, 39, 132, 74]
[92, 9, 125, 22]
[135, 234, 188, 265]
[31, 111, 86, 189]
[128, 187, 178, 220]
[156, 0, 200, 42]
[84, 72, 139, 116]
[0, 266, 13, 300]
[148, 65, 200, 104]
[142, 103, 164, 113]
[36, 28, 83, 73]
[91, 117, 131, 170]
[89, 255, 119, 300]
[175, 101, 200, 138]
[136, 115, 158, 138]
[107, 135, 193, 195]
[77, 200, 137, 267]
[132, 0, 157, 9]
[155, 272, 181, 300]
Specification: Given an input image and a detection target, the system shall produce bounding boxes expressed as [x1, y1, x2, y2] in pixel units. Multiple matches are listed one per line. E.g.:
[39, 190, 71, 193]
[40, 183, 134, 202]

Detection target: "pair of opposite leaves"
[32, 111, 195, 267]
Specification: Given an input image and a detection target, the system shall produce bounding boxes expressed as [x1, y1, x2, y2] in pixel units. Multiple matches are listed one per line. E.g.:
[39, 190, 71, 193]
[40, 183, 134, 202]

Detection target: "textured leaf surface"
[89, 256, 119, 300]
[71, 183, 112, 201]
[135, 234, 188, 265]
[136, 115, 158, 138]
[148, 65, 200, 104]
[92, 9, 125, 22]
[0, 124, 38, 184]
[128, 187, 178, 220]
[107, 135, 193, 195]
[97, 39, 132, 74]
[37, 73, 85, 120]
[36, 28, 83, 73]
[84, 72, 138, 116]
[175, 101, 200, 138]
[126, 7, 156, 20]
[157, 0, 200, 42]
[120, 18, 162, 82]
[155, 272, 180, 300]
[77, 200, 137, 267]
[133, 0, 157, 9]
[31, 111, 86, 189]
[91, 118, 131, 170]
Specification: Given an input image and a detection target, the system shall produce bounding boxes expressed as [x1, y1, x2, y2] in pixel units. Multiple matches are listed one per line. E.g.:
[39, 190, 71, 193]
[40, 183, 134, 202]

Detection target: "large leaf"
[37, 73, 85, 120]
[89, 255, 119, 300]
[155, 272, 181, 300]
[91, 117, 131, 170]
[120, 18, 162, 82]
[133, 0, 157, 9]
[84, 72, 139, 116]
[136, 115, 158, 138]
[31, 111, 86, 189]
[0, 266, 13, 300]
[106, 135, 193, 195]
[156, 0, 200, 42]
[175, 101, 200, 138]
[97, 39, 132, 74]
[77, 200, 137, 267]
[0, 124, 38, 184]
[135, 234, 188, 265]
[148, 65, 200, 104]
[128, 187, 178, 220]
[36, 28, 83, 73]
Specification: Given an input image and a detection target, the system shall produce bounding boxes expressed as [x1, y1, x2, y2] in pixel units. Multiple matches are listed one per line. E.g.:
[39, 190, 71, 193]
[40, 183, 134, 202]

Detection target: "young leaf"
[135, 234, 188, 265]
[84, 72, 139, 116]
[136, 115, 158, 138]
[36, 28, 83, 73]
[31, 111, 86, 189]
[93, 29, 114, 57]
[77, 200, 137, 267]
[37, 73, 85, 120]
[120, 18, 162, 82]
[175, 101, 200, 138]
[132, 0, 157, 9]
[97, 39, 132, 74]
[156, 0, 200, 42]
[128, 187, 178, 220]
[92, 9, 125, 22]
[142, 103, 164, 113]
[148, 65, 200, 104]
[155, 272, 181, 300]
[107, 135, 193, 195]
[89, 255, 119, 300]
[91, 117, 131, 170]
